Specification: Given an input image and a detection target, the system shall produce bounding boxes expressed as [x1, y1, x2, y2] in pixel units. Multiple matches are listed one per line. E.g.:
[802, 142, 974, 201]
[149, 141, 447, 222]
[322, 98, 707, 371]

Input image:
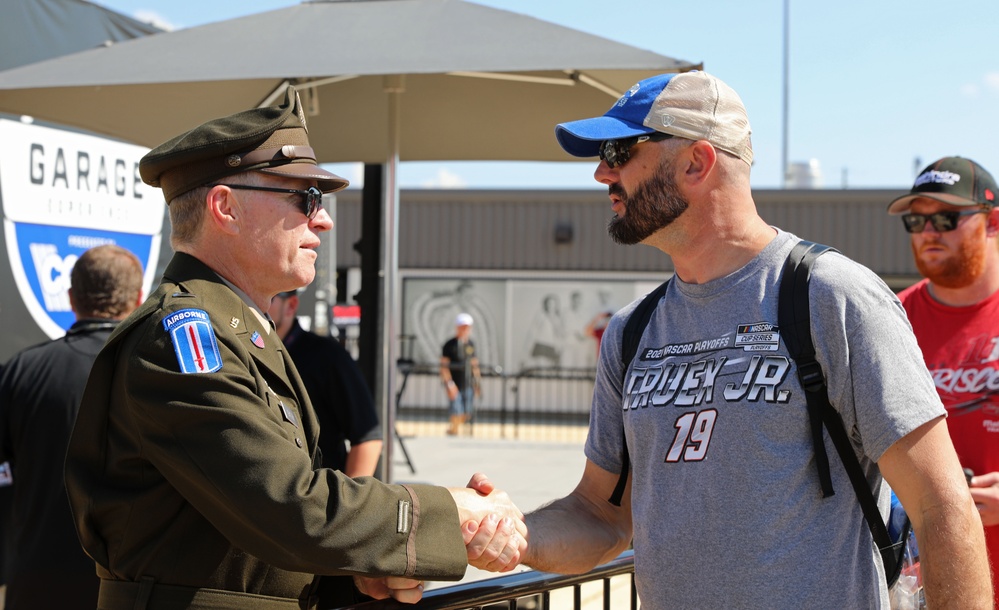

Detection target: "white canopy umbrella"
[0, 0, 698, 479]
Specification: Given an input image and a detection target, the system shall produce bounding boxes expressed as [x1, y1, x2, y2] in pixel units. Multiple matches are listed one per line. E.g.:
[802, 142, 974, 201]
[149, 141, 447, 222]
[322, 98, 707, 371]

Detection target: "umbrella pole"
[380, 75, 404, 483]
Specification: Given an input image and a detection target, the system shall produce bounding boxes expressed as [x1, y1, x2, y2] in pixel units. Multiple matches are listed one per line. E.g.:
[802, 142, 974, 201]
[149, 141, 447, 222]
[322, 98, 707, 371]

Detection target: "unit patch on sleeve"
[163, 308, 223, 374]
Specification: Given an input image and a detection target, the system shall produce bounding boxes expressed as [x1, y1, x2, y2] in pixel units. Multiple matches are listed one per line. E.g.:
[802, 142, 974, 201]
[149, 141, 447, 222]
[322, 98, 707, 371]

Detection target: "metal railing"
[394, 363, 595, 441]
[343, 551, 636, 610]
[509, 367, 596, 432]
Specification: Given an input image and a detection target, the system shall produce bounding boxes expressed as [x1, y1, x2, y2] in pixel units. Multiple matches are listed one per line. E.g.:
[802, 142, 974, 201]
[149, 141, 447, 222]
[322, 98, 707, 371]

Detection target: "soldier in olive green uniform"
[65, 88, 526, 610]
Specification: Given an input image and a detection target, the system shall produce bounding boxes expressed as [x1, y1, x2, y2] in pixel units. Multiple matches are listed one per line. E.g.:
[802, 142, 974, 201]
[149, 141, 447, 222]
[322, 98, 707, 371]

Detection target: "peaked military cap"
[139, 86, 348, 201]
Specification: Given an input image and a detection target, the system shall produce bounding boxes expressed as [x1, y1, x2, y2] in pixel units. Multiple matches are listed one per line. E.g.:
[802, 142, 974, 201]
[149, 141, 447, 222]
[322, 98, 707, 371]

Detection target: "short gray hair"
[167, 172, 263, 248]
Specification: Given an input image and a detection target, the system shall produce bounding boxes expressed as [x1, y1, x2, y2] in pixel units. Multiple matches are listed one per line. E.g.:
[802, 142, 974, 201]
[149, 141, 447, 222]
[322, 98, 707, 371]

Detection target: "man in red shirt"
[890, 156, 999, 604]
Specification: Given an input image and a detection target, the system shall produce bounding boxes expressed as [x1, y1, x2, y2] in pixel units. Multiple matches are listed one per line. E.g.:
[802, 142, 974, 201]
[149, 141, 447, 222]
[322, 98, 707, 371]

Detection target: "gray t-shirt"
[585, 229, 944, 609]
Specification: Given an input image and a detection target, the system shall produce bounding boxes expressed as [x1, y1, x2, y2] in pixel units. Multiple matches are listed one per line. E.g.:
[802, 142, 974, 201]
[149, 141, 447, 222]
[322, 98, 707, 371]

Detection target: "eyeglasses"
[210, 184, 324, 219]
[598, 132, 673, 169]
[900, 209, 988, 234]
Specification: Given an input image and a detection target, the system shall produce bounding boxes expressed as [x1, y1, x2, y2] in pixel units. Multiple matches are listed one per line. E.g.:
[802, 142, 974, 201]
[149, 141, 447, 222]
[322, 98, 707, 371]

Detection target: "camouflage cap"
[139, 86, 348, 201]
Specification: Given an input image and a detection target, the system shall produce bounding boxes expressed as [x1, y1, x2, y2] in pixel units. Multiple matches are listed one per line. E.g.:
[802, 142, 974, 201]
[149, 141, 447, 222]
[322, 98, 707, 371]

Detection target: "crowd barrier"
[343, 550, 636, 610]
[395, 363, 597, 442]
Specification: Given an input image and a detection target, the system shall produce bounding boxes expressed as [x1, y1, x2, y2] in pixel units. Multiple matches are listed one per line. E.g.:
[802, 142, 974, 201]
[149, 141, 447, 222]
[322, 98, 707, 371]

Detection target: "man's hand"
[462, 512, 524, 572]
[969, 471, 999, 526]
[354, 575, 425, 604]
[449, 473, 527, 572]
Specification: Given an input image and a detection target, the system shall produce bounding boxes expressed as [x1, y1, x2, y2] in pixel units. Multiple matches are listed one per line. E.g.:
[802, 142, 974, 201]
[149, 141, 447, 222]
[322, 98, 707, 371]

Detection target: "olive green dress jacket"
[65, 253, 466, 608]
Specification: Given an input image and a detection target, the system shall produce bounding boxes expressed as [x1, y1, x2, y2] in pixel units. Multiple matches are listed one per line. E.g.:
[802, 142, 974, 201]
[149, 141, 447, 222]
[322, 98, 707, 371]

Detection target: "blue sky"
[93, 0, 999, 191]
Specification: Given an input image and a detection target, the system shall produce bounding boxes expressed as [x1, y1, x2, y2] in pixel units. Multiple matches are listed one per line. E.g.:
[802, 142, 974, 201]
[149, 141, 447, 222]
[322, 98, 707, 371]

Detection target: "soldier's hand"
[354, 575, 425, 604]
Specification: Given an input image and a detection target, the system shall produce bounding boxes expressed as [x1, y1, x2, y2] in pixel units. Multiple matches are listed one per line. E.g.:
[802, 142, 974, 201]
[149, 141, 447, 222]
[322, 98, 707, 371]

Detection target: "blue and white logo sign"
[164, 308, 223, 374]
[0, 119, 164, 339]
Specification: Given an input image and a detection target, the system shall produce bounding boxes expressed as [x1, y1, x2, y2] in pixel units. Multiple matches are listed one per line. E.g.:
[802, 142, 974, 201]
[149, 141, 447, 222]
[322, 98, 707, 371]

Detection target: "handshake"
[452, 472, 528, 572]
[355, 472, 529, 603]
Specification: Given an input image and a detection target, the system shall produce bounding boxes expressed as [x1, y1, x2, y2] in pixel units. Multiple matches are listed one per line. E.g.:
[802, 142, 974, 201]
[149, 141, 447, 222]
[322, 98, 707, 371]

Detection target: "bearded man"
[514, 72, 991, 609]
[889, 156, 999, 606]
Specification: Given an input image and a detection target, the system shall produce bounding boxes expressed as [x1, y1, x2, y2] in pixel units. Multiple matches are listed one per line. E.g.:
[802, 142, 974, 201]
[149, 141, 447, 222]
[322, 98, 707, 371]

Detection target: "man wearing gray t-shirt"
[513, 71, 991, 608]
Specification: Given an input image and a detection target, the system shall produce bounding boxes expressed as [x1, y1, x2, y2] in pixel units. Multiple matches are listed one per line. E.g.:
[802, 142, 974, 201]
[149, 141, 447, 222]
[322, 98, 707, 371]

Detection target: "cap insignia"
[914, 169, 960, 187]
[616, 83, 641, 108]
[294, 89, 308, 133]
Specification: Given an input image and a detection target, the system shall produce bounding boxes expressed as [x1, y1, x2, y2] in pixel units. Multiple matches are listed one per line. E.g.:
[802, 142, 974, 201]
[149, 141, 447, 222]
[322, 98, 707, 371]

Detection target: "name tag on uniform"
[279, 401, 299, 428]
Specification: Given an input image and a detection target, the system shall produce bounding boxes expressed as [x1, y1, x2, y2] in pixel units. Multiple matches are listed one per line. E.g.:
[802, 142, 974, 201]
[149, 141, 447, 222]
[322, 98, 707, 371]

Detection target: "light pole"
[781, 0, 790, 188]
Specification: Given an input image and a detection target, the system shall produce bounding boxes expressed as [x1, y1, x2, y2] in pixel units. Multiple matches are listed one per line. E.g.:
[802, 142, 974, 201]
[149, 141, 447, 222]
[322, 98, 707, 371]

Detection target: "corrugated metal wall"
[332, 187, 919, 286]
[756, 189, 917, 282]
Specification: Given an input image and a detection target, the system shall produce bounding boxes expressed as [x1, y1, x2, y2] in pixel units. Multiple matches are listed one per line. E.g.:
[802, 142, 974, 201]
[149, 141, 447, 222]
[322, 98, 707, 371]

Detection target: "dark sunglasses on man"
[900, 208, 989, 234]
[598, 132, 674, 169]
[208, 184, 324, 220]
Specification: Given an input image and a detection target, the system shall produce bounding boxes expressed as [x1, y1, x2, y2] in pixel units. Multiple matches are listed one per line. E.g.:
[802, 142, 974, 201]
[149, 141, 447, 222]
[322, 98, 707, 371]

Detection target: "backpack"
[612, 239, 910, 589]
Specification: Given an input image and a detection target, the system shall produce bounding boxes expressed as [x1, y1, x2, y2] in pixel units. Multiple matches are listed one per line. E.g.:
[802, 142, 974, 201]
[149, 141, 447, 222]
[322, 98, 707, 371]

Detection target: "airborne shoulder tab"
[163, 308, 222, 374]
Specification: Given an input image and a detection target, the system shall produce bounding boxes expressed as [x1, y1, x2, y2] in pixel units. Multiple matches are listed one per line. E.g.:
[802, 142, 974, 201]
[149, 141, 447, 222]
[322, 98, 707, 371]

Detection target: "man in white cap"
[440, 313, 481, 435]
[511, 71, 990, 608]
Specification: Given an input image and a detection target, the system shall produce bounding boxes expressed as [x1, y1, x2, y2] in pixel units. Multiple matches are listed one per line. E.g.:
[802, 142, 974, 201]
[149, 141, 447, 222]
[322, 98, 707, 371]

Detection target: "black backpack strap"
[778, 240, 903, 585]
[821, 393, 904, 585]
[779, 241, 836, 498]
[608, 278, 671, 506]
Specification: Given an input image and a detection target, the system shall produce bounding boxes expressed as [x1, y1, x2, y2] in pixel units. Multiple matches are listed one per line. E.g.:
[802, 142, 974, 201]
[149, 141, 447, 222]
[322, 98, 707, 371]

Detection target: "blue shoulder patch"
[163, 308, 223, 374]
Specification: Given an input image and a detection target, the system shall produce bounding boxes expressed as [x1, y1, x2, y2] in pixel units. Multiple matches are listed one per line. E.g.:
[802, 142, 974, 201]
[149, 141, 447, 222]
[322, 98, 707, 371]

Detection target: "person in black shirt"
[268, 290, 385, 607]
[268, 291, 382, 476]
[439, 313, 481, 436]
[0, 245, 143, 610]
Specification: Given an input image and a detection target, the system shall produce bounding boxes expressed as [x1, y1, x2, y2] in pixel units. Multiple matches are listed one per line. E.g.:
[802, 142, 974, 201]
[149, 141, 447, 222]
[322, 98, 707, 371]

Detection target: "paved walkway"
[388, 433, 588, 589]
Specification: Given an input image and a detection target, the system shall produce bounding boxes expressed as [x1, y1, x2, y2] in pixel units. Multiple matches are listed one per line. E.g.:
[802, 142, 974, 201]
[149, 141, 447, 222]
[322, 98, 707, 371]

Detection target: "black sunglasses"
[598, 132, 673, 169]
[900, 208, 988, 234]
[210, 184, 324, 220]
